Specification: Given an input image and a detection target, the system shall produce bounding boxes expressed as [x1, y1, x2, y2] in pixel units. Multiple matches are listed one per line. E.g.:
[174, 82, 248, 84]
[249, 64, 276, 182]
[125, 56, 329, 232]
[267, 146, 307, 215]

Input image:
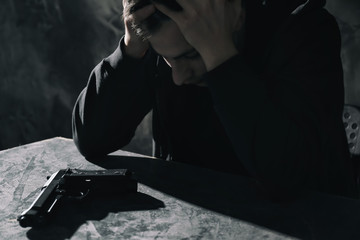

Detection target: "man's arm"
[205, 9, 356, 197]
[73, 2, 159, 159]
[72, 38, 158, 159]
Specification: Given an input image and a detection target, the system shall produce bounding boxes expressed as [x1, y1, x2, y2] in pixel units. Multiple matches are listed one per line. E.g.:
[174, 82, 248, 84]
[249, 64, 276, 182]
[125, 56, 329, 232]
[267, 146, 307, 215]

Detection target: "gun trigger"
[80, 189, 90, 197]
[70, 189, 90, 200]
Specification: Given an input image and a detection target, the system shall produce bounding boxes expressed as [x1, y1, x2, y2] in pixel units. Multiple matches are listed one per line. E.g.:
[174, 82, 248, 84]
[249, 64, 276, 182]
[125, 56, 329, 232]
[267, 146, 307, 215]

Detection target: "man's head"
[150, 19, 207, 85]
[124, 0, 244, 86]
[124, 0, 207, 85]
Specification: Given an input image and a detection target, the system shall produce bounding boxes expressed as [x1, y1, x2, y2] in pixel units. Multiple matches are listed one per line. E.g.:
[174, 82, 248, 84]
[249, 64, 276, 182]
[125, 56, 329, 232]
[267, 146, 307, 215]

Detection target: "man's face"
[148, 21, 207, 86]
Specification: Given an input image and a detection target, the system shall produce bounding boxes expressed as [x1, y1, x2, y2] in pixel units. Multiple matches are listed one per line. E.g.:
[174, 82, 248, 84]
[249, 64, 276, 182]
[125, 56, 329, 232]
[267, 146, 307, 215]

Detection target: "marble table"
[1, 137, 360, 240]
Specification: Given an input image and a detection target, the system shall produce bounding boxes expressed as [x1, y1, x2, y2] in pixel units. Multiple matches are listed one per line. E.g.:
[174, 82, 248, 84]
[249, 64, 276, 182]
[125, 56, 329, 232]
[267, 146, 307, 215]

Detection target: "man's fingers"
[128, 4, 156, 23]
[129, 0, 151, 14]
[172, 0, 195, 11]
[152, 1, 182, 23]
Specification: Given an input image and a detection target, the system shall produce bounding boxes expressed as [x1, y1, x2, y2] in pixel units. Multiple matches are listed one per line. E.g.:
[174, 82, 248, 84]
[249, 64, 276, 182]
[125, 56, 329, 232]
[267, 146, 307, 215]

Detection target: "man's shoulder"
[261, 7, 341, 76]
[290, 7, 340, 38]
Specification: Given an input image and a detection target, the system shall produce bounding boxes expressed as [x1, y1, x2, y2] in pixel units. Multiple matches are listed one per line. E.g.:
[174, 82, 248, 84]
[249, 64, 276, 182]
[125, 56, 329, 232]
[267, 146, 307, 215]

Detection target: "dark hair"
[124, 0, 182, 39]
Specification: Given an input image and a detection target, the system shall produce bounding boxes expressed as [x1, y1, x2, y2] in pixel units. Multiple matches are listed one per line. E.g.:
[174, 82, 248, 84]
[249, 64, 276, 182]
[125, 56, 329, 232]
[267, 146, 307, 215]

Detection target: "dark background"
[0, 0, 359, 155]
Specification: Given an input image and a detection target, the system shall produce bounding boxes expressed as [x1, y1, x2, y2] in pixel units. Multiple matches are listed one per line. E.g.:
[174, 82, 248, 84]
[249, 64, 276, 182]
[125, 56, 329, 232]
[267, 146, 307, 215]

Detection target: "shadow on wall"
[0, 0, 359, 156]
[0, 0, 151, 152]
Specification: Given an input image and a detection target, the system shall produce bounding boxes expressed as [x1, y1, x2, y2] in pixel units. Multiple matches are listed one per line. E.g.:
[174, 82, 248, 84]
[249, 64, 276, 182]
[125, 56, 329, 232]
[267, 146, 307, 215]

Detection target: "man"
[72, 0, 358, 198]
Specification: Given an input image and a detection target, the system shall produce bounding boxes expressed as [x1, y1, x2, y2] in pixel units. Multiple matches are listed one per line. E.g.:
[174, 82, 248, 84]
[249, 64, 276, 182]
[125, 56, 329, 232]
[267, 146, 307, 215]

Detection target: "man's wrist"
[202, 45, 239, 71]
[124, 35, 149, 59]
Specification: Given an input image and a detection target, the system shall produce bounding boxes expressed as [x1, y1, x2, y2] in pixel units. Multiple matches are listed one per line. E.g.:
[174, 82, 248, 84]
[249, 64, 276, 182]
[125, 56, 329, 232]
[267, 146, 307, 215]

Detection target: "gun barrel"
[17, 170, 66, 228]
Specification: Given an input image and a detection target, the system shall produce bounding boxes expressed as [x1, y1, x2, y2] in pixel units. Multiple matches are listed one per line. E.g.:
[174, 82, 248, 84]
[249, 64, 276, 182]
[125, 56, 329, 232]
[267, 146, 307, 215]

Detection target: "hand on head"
[122, 0, 245, 85]
[122, 0, 156, 58]
[153, 0, 245, 71]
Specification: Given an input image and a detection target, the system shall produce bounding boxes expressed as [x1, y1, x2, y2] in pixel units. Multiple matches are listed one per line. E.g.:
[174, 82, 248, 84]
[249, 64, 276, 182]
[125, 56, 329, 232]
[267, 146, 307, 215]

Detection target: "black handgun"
[17, 168, 137, 228]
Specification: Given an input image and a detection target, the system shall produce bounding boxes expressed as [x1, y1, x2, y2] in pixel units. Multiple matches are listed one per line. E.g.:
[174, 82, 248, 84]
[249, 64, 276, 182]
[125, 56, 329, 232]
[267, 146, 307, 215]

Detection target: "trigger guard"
[68, 189, 90, 200]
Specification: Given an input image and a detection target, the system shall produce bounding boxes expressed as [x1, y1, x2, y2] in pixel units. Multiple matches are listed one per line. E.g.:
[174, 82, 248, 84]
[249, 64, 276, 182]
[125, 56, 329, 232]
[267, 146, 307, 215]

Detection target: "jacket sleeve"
[205, 9, 348, 194]
[72, 37, 158, 159]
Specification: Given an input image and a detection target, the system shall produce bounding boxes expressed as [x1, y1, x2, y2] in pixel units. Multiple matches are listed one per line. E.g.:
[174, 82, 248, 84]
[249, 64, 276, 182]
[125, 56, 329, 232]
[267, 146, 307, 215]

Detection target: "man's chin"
[175, 77, 206, 87]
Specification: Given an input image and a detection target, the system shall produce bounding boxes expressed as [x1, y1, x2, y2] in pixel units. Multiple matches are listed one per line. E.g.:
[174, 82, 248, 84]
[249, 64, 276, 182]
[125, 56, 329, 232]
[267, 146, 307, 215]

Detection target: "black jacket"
[72, 0, 358, 198]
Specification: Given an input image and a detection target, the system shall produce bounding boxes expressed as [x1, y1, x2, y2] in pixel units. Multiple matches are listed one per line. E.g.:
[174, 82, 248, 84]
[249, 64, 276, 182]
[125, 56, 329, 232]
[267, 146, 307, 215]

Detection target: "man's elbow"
[72, 131, 105, 160]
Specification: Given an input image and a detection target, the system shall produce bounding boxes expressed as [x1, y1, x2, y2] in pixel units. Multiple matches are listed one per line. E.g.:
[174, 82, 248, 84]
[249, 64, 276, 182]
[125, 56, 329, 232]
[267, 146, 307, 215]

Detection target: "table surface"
[1, 137, 360, 240]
